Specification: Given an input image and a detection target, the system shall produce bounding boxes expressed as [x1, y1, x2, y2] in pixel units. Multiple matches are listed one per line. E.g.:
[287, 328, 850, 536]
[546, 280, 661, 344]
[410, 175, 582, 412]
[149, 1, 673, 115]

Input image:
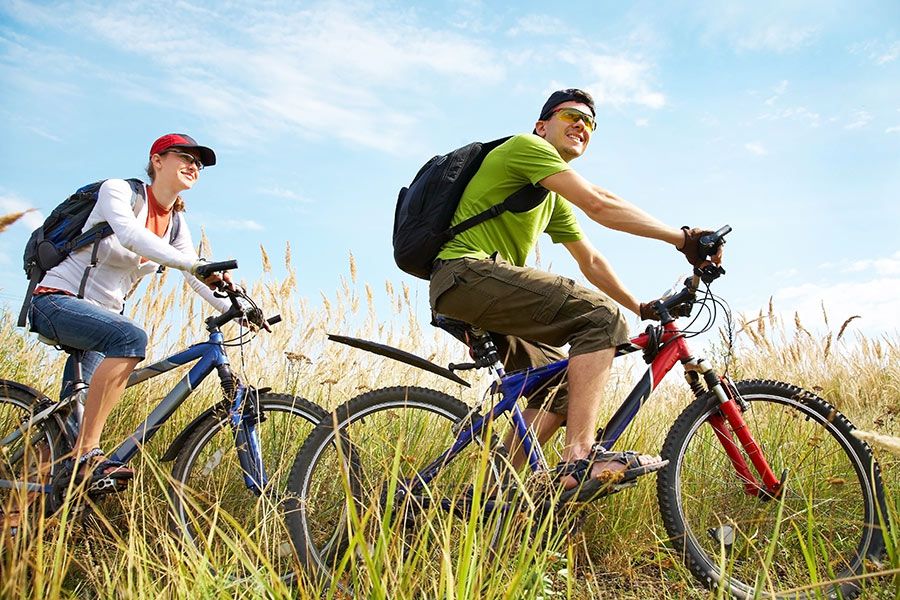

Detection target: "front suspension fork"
[685, 368, 783, 498]
[222, 368, 268, 496]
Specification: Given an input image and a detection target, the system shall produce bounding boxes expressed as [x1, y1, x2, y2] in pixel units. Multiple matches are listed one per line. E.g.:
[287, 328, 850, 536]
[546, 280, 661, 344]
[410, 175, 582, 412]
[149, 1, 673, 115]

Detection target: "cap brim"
[173, 144, 217, 167]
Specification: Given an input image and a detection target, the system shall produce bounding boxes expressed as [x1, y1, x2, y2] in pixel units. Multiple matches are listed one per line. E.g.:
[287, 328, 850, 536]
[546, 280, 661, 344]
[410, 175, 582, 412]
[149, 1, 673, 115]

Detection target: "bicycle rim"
[0, 389, 63, 529]
[169, 394, 323, 583]
[292, 387, 513, 594]
[661, 380, 884, 599]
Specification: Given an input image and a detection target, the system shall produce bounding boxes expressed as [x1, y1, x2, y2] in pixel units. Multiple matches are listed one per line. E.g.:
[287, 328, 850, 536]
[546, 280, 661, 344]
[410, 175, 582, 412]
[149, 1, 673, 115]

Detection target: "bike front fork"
[229, 384, 268, 496]
[685, 366, 783, 498]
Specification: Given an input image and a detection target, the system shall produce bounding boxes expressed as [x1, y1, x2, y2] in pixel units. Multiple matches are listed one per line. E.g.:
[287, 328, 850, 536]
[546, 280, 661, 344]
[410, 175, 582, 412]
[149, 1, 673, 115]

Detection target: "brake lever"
[695, 264, 726, 285]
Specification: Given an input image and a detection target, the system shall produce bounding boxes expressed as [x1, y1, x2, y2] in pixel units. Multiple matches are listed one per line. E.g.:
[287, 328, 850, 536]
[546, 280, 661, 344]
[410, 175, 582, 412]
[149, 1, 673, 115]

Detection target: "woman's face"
[152, 148, 203, 191]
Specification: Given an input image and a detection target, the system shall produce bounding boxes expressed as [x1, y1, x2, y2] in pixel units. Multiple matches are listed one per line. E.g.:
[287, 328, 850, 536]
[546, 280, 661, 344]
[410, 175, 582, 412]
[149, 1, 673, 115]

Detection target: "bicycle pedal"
[88, 477, 129, 495]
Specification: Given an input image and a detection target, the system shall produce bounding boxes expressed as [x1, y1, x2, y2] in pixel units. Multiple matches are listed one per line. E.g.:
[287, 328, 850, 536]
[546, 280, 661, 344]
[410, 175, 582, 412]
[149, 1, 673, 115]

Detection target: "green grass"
[1, 250, 898, 599]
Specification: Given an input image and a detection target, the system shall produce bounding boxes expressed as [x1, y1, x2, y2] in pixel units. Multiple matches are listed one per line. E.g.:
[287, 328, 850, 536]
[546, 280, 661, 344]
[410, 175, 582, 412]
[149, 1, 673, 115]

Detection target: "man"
[429, 88, 721, 491]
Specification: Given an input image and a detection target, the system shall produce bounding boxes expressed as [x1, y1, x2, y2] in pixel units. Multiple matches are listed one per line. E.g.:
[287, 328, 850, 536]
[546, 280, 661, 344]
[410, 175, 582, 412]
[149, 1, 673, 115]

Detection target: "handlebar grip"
[267, 315, 282, 326]
[698, 224, 732, 253]
[195, 259, 238, 279]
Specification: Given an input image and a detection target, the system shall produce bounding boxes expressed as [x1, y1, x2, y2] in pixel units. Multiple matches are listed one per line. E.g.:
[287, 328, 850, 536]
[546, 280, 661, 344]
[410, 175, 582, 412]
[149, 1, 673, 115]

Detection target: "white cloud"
[0, 193, 44, 229]
[745, 142, 767, 156]
[218, 219, 264, 232]
[507, 15, 567, 37]
[764, 80, 789, 105]
[850, 38, 900, 65]
[635, 118, 649, 127]
[693, 4, 824, 54]
[561, 52, 666, 109]
[886, 126, 900, 134]
[763, 252, 900, 336]
[736, 24, 819, 53]
[258, 187, 314, 203]
[3, 2, 504, 156]
[820, 252, 900, 276]
[845, 110, 873, 130]
[758, 106, 821, 127]
[765, 277, 900, 336]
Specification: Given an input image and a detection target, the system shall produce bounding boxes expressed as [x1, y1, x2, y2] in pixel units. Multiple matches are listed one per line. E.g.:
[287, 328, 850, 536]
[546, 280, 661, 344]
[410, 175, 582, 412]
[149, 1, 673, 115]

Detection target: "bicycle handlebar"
[656, 225, 732, 323]
[198, 262, 280, 333]
[195, 259, 238, 279]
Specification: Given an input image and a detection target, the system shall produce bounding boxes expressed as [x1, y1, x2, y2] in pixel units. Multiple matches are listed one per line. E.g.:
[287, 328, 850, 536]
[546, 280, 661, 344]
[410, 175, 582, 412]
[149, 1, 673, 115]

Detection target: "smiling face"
[150, 148, 203, 191]
[534, 100, 594, 162]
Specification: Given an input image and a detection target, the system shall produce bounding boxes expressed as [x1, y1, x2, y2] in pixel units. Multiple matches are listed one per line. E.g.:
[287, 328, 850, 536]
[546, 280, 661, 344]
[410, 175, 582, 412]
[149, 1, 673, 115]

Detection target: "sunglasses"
[163, 150, 204, 170]
[549, 107, 596, 131]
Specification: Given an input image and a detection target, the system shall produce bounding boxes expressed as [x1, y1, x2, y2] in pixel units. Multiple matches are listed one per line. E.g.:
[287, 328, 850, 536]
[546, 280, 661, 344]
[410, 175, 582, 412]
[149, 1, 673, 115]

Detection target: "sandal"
[2, 509, 23, 537]
[554, 444, 668, 503]
[73, 448, 134, 494]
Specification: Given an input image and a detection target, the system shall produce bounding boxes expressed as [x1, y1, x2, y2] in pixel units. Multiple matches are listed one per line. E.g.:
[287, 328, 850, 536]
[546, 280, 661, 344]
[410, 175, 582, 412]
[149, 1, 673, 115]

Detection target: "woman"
[28, 133, 230, 488]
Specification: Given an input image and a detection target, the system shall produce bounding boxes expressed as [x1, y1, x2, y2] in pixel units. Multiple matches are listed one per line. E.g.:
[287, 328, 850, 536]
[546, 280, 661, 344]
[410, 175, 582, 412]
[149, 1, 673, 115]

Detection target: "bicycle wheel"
[0, 382, 68, 531]
[657, 379, 888, 599]
[168, 392, 326, 583]
[284, 386, 515, 593]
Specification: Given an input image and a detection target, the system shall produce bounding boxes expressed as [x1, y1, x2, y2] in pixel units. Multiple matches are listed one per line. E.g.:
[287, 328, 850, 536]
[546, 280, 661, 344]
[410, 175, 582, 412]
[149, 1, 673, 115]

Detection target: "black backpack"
[18, 178, 180, 327]
[392, 137, 549, 279]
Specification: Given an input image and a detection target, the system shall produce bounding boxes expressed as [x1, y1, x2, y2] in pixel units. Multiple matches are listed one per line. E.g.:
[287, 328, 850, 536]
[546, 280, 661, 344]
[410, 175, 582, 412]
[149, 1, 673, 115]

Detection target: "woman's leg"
[73, 356, 140, 457]
[30, 294, 147, 462]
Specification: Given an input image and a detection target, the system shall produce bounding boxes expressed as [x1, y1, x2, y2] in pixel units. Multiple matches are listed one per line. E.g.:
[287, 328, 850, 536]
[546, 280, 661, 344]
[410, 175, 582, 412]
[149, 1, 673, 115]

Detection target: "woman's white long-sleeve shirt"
[39, 179, 230, 314]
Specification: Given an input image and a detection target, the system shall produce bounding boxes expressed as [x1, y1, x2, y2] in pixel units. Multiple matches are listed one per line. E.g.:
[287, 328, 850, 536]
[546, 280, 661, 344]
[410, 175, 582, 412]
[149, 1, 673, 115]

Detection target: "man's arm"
[540, 169, 683, 247]
[563, 238, 640, 316]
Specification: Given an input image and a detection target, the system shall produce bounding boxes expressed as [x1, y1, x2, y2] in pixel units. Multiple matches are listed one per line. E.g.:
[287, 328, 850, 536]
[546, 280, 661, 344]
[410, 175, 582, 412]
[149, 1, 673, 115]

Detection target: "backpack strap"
[445, 184, 549, 239]
[75, 179, 147, 299]
[17, 256, 43, 328]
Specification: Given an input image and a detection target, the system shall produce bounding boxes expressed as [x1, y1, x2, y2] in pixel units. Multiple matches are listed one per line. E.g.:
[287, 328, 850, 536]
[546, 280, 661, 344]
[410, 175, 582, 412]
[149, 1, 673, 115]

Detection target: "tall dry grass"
[0, 243, 897, 599]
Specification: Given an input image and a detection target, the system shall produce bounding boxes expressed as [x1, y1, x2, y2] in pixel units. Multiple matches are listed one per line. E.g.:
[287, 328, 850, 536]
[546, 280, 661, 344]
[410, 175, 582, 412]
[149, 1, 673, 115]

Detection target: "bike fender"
[160, 399, 229, 462]
[0, 378, 50, 403]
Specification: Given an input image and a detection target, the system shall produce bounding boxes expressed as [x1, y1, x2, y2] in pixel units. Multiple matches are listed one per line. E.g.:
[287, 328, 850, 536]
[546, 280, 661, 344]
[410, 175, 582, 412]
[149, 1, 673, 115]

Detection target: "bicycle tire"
[284, 386, 515, 591]
[657, 379, 888, 599]
[0, 382, 69, 529]
[168, 392, 326, 583]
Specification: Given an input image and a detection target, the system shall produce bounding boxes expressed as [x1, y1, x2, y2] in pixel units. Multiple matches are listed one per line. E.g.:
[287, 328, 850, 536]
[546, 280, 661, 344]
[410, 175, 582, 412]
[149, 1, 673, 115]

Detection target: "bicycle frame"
[413, 320, 782, 503]
[0, 329, 270, 495]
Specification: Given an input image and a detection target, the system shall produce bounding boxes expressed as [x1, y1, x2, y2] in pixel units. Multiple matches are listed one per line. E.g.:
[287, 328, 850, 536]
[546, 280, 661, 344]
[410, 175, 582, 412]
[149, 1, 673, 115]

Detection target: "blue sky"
[1, 0, 898, 340]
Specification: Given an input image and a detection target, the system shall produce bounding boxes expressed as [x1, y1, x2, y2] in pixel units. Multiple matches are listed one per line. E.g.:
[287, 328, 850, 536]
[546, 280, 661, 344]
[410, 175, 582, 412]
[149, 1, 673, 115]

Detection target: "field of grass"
[1, 246, 898, 599]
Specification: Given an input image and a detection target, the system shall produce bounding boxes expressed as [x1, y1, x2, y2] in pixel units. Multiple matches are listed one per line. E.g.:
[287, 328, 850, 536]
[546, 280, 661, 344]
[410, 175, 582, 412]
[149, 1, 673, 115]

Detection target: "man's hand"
[677, 227, 724, 267]
[639, 301, 661, 321]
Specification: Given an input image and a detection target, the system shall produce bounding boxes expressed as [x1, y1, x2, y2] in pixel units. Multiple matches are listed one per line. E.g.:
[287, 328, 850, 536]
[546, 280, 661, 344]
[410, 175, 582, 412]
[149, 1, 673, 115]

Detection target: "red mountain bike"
[286, 226, 890, 599]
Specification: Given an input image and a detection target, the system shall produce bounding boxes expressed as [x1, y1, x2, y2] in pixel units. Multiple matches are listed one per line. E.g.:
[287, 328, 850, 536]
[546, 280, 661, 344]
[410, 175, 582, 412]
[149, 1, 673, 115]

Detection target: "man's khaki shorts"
[429, 255, 630, 415]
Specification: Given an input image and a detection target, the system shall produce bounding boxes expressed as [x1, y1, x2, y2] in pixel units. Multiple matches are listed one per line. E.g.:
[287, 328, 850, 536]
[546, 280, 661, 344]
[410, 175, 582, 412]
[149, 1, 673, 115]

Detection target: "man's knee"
[568, 307, 629, 356]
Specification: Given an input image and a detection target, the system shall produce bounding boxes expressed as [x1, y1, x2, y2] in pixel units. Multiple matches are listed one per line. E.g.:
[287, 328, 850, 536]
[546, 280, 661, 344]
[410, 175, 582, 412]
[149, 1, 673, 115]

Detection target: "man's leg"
[430, 257, 661, 487]
[505, 408, 565, 469]
[559, 347, 613, 488]
[492, 335, 569, 469]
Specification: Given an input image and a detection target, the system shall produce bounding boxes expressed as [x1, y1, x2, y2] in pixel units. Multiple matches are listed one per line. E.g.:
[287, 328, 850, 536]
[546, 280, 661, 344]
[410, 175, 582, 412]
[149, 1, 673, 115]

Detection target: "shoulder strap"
[445, 184, 549, 239]
[17, 269, 40, 328]
[75, 178, 146, 299]
[168, 211, 181, 245]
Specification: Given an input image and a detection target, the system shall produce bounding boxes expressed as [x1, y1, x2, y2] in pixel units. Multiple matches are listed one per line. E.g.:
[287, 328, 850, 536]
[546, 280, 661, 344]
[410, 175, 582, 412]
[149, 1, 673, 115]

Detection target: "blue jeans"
[29, 294, 147, 400]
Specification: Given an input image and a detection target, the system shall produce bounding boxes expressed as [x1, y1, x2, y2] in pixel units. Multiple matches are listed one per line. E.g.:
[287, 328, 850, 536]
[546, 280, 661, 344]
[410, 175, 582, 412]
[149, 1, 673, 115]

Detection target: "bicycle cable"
[679, 282, 716, 338]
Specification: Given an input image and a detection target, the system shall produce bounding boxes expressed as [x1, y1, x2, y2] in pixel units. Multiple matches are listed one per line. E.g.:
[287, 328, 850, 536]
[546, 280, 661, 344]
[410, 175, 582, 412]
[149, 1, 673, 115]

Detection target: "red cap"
[149, 133, 216, 167]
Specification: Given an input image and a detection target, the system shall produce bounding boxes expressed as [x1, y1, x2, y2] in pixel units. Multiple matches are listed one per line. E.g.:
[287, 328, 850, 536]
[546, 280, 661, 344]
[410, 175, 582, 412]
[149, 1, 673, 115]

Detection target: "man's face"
[534, 100, 594, 162]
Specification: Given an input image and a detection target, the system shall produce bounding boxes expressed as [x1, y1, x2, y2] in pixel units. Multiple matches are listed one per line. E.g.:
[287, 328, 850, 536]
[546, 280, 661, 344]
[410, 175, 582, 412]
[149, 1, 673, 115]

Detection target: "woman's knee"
[106, 322, 148, 358]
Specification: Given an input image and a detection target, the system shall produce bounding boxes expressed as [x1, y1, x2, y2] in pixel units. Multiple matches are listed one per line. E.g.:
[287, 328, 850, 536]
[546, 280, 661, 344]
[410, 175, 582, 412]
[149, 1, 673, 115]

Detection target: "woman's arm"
[94, 180, 195, 270]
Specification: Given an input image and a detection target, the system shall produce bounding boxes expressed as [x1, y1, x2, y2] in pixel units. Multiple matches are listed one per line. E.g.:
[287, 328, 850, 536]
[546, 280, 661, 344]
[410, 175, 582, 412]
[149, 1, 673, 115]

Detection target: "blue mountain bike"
[285, 228, 889, 599]
[0, 260, 327, 581]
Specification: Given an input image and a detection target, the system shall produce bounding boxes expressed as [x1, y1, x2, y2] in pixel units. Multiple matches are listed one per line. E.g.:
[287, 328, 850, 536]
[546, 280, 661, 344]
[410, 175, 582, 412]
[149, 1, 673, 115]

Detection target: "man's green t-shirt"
[437, 134, 583, 266]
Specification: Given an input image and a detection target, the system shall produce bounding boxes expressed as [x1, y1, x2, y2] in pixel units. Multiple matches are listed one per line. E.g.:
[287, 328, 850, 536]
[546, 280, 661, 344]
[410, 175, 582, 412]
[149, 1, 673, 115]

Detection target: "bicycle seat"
[431, 314, 478, 347]
[32, 333, 80, 355]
